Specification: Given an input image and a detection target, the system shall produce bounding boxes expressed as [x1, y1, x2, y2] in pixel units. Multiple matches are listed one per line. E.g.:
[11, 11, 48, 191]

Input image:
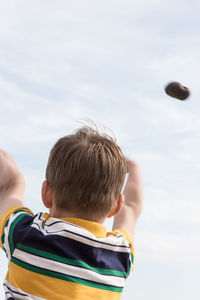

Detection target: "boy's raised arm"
[0, 150, 25, 217]
[112, 159, 143, 242]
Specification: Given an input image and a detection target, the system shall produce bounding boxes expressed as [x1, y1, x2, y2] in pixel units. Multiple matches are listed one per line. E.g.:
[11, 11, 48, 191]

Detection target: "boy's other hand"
[0, 150, 25, 216]
[0, 150, 25, 189]
[112, 158, 143, 242]
[123, 159, 143, 218]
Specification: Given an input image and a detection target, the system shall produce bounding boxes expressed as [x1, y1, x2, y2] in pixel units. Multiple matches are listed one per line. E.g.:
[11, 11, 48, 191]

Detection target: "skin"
[0, 150, 25, 216]
[0, 150, 142, 243]
[113, 159, 143, 241]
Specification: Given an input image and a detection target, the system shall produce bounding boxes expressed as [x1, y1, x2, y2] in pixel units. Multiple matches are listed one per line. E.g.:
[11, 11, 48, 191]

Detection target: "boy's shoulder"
[0, 206, 134, 261]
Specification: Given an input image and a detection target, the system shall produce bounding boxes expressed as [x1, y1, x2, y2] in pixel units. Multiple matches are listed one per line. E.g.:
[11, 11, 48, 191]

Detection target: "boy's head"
[44, 126, 126, 221]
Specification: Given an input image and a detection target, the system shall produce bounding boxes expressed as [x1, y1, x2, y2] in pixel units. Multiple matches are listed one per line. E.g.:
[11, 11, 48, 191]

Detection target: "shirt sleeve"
[112, 228, 135, 273]
[0, 206, 34, 260]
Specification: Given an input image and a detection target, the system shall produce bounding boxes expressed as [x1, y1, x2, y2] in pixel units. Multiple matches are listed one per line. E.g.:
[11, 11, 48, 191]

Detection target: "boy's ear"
[107, 194, 125, 218]
[41, 180, 53, 209]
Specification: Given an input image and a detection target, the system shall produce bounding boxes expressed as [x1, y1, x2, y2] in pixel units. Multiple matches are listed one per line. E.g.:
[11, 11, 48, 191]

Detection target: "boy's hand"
[112, 158, 143, 242]
[0, 150, 25, 188]
[123, 159, 143, 218]
[0, 150, 25, 217]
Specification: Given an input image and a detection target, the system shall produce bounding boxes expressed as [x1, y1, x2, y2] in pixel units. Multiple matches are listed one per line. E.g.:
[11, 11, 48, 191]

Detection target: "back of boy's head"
[46, 126, 126, 220]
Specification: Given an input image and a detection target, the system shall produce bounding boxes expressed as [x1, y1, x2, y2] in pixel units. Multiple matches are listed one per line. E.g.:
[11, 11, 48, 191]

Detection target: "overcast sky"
[0, 1, 200, 299]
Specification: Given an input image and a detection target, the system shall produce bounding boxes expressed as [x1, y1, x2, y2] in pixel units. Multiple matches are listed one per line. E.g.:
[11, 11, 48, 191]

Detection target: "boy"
[0, 126, 142, 300]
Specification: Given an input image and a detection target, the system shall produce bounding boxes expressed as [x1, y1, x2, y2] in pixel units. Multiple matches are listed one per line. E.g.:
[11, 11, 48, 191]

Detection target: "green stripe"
[9, 214, 27, 255]
[13, 209, 28, 215]
[1, 233, 5, 246]
[131, 253, 134, 263]
[17, 244, 128, 278]
[11, 257, 123, 293]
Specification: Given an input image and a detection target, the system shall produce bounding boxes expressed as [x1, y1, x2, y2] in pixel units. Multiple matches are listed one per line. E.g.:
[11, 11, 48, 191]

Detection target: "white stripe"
[4, 280, 45, 300]
[14, 249, 126, 288]
[31, 214, 131, 253]
[3, 211, 27, 260]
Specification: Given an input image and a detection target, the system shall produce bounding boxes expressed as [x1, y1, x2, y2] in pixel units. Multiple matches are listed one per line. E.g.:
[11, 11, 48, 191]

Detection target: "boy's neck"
[49, 208, 106, 224]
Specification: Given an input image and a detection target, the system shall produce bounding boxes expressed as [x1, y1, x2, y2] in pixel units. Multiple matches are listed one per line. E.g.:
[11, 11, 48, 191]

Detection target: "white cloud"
[135, 230, 200, 264]
[143, 196, 200, 224]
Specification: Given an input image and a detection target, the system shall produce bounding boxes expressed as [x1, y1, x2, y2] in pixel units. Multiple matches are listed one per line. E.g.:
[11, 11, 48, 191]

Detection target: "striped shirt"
[0, 206, 134, 300]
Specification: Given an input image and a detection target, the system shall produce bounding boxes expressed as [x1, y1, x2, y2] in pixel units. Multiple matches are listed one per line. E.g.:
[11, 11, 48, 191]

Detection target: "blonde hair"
[46, 126, 126, 220]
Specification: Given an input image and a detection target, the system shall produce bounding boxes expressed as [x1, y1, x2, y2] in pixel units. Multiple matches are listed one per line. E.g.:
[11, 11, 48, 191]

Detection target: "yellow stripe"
[8, 262, 122, 300]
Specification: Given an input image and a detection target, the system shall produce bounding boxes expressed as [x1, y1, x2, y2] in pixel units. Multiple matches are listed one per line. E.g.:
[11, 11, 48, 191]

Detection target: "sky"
[0, 0, 200, 299]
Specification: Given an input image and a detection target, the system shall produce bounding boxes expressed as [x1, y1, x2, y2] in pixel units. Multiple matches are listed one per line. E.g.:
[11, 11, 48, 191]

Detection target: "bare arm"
[0, 150, 25, 217]
[112, 159, 143, 242]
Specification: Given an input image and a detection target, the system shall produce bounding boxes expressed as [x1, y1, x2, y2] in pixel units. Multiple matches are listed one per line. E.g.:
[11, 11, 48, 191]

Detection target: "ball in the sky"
[165, 82, 190, 100]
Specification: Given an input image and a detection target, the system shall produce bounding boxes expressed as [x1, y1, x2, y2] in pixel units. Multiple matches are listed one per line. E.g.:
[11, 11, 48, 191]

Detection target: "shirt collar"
[60, 217, 107, 238]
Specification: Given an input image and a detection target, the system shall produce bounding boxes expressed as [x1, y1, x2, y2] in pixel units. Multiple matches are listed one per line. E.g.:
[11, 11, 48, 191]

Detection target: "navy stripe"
[20, 226, 130, 274]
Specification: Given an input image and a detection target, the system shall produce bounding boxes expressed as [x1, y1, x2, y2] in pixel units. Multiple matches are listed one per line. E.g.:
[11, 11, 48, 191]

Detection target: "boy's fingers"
[125, 159, 139, 173]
